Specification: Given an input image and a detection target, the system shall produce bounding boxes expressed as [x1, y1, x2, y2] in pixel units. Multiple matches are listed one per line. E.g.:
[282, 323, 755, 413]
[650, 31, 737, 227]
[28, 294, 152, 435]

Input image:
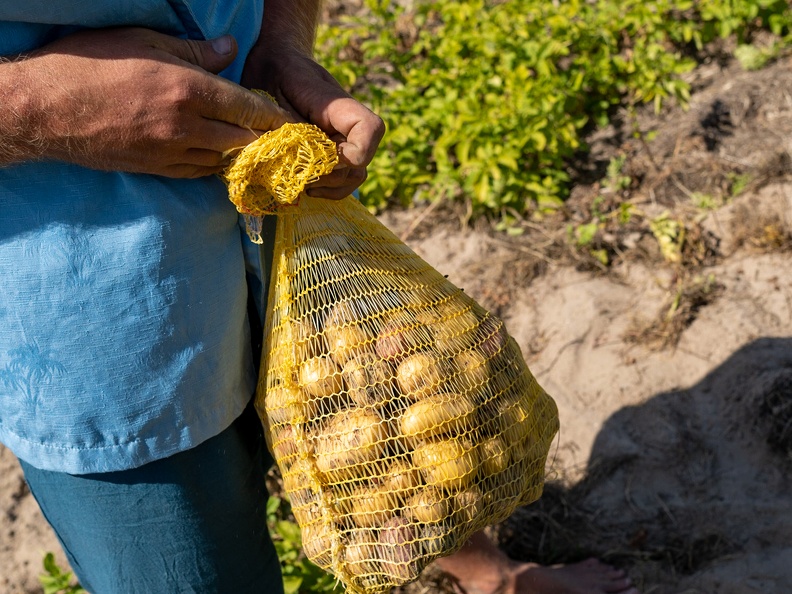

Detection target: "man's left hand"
[242, 47, 385, 200]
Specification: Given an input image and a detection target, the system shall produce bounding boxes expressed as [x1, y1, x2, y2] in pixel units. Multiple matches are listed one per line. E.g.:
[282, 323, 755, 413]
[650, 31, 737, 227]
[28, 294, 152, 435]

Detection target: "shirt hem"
[0, 397, 250, 475]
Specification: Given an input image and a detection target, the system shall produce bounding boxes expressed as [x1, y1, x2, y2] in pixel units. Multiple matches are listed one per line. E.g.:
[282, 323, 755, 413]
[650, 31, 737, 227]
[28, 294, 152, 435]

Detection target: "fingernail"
[212, 35, 233, 55]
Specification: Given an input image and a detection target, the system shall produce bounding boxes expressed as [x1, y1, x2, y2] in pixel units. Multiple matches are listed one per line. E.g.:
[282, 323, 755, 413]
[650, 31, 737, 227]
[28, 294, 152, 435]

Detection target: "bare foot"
[434, 532, 639, 594]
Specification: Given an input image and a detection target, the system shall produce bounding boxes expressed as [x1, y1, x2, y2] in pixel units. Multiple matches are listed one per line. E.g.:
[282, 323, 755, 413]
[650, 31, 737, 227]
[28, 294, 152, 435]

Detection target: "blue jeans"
[20, 404, 284, 594]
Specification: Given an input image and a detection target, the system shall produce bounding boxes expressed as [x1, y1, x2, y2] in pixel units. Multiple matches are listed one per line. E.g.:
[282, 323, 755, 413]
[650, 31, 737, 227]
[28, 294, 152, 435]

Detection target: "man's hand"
[3, 27, 292, 178]
[242, 46, 385, 199]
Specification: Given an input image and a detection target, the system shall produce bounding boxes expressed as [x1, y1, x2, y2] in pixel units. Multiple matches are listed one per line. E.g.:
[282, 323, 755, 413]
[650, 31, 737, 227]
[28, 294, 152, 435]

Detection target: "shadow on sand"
[498, 337, 792, 593]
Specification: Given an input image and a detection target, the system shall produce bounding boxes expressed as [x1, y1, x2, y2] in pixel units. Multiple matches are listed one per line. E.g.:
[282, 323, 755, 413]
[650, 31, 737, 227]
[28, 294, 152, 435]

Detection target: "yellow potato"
[270, 424, 299, 466]
[344, 530, 381, 584]
[407, 487, 450, 524]
[264, 384, 302, 426]
[452, 349, 490, 394]
[453, 485, 485, 525]
[432, 302, 480, 355]
[299, 356, 344, 418]
[291, 500, 320, 527]
[324, 302, 372, 364]
[383, 459, 423, 502]
[399, 393, 476, 441]
[326, 323, 372, 367]
[342, 351, 396, 408]
[288, 316, 325, 361]
[412, 438, 479, 491]
[346, 485, 396, 528]
[314, 408, 389, 483]
[499, 396, 535, 444]
[301, 520, 335, 568]
[282, 458, 318, 509]
[478, 436, 511, 477]
[420, 522, 458, 560]
[396, 353, 447, 401]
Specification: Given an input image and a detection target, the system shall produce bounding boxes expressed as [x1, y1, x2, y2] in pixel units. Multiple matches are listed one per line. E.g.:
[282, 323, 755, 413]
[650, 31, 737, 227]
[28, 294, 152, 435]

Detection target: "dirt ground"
[3, 54, 792, 594]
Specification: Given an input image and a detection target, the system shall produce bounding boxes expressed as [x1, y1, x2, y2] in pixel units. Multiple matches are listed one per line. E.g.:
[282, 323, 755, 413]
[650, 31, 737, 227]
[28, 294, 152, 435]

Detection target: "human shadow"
[498, 337, 792, 593]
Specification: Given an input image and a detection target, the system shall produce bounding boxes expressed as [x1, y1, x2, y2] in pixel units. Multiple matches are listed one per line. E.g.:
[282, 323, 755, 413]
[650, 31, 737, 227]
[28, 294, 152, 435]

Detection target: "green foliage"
[267, 497, 336, 594]
[317, 0, 792, 215]
[39, 553, 86, 594]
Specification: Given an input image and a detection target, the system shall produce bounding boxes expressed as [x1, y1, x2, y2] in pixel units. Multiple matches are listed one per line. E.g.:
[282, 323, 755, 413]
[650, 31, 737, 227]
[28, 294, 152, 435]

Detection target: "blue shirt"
[0, 1, 268, 474]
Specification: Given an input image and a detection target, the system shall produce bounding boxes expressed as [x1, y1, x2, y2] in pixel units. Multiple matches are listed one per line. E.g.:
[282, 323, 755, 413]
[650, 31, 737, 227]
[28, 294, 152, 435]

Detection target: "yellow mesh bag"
[224, 124, 559, 594]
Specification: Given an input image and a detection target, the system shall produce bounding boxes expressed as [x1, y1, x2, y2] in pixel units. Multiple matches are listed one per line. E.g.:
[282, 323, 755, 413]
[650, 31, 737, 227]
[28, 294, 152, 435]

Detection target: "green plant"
[39, 553, 86, 594]
[316, 0, 792, 216]
[650, 212, 686, 263]
[603, 156, 632, 193]
[728, 172, 752, 197]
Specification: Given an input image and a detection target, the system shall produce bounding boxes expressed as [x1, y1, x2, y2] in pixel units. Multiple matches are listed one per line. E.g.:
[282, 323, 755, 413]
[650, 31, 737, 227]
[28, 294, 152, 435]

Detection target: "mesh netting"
[224, 123, 559, 594]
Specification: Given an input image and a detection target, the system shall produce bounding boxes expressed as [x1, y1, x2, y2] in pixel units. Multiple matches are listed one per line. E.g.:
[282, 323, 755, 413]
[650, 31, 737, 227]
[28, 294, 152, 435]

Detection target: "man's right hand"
[3, 27, 291, 178]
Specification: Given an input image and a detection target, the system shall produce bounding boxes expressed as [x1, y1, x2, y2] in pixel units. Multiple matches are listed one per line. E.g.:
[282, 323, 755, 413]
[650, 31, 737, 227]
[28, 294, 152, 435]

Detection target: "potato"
[399, 393, 476, 441]
[499, 396, 535, 444]
[378, 516, 421, 585]
[476, 315, 509, 359]
[342, 351, 396, 408]
[266, 340, 295, 383]
[413, 439, 479, 491]
[282, 457, 318, 508]
[396, 353, 447, 401]
[375, 312, 430, 361]
[347, 485, 396, 528]
[289, 317, 325, 361]
[314, 408, 389, 482]
[344, 530, 381, 584]
[292, 501, 321, 527]
[407, 487, 450, 524]
[327, 323, 372, 367]
[432, 302, 480, 355]
[420, 522, 458, 559]
[478, 436, 511, 478]
[299, 356, 344, 418]
[265, 384, 302, 426]
[301, 520, 335, 568]
[486, 462, 529, 514]
[383, 459, 423, 502]
[452, 349, 490, 393]
[324, 302, 372, 365]
[270, 424, 299, 466]
[453, 485, 485, 525]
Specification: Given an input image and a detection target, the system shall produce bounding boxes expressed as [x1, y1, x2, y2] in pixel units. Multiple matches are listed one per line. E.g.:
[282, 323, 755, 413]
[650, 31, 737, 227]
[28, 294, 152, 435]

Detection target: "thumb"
[166, 35, 239, 74]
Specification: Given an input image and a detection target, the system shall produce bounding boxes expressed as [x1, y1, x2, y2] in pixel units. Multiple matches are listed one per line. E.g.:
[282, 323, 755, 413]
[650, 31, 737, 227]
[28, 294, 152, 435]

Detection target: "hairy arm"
[0, 28, 291, 177]
[243, 0, 385, 199]
[0, 58, 46, 165]
[258, 0, 322, 56]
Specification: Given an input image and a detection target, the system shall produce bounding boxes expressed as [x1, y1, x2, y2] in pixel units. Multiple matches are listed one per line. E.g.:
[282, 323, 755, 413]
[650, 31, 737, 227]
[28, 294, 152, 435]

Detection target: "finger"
[194, 118, 264, 154]
[305, 186, 356, 200]
[198, 81, 295, 133]
[306, 176, 367, 200]
[309, 167, 366, 190]
[324, 98, 385, 168]
[160, 163, 226, 179]
[182, 147, 232, 168]
[149, 32, 239, 75]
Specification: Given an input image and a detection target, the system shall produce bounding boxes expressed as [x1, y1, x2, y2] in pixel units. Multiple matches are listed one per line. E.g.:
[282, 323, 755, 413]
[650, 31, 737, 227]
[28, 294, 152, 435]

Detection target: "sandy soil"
[3, 56, 792, 594]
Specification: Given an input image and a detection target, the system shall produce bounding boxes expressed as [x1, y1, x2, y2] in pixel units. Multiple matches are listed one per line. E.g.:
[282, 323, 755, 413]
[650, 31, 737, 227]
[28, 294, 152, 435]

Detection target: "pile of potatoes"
[260, 293, 557, 592]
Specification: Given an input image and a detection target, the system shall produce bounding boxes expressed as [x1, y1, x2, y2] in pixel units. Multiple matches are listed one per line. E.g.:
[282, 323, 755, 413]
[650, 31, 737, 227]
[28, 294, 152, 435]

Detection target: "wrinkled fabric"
[21, 403, 284, 594]
[0, 0, 268, 474]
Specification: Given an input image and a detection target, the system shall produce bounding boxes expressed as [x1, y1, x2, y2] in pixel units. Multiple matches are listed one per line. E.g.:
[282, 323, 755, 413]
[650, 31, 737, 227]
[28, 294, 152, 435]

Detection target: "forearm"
[0, 56, 46, 166]
[256, 0, 322, 56]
